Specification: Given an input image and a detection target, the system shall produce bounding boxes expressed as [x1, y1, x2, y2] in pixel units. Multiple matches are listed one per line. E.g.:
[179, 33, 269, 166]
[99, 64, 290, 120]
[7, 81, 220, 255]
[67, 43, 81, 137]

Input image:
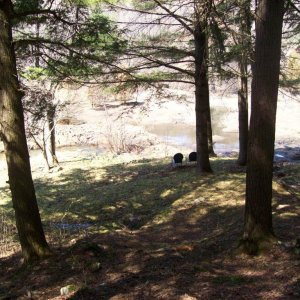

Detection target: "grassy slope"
[0, 154, 299, 299]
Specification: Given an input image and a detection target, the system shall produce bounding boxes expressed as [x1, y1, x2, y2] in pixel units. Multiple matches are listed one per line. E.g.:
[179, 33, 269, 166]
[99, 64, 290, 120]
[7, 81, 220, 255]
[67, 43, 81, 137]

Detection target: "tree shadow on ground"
[0, 157, 299, 299]
[25, 157, 246, 231]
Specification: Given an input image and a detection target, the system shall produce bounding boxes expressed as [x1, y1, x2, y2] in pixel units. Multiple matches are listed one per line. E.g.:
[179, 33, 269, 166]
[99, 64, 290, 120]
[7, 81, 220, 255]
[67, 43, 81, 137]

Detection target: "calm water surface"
[146, 107, 239, 153]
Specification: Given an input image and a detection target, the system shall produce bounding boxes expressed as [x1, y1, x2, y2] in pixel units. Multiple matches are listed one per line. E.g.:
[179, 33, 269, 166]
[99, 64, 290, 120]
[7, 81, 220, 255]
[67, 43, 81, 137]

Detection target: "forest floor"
[0, 150, 300, 299]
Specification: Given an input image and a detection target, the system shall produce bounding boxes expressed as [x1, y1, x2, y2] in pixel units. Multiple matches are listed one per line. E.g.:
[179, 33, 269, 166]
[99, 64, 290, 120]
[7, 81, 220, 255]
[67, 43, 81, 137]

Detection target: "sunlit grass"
[0, 152, 299, 255]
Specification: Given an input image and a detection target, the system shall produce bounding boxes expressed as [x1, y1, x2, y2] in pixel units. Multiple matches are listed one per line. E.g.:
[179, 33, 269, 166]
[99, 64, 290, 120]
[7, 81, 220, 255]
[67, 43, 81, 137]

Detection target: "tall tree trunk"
[237, 1, 251, 166]
[0, 0, 51, 262]
[35, 21, 40, 67]
[33, 15, 52, 169]
[237, 67, 248, 165]
[194, 21, 212, 173]
[242, 0, 284, 253]
[207, 107, 216, 157]
[47, 106, 59, 165]
[205, 28, 216, 158]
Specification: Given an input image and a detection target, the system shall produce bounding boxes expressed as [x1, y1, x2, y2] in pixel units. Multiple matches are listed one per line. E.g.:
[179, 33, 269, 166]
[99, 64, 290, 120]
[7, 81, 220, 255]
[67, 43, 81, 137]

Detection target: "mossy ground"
[0, 152, 299, 299]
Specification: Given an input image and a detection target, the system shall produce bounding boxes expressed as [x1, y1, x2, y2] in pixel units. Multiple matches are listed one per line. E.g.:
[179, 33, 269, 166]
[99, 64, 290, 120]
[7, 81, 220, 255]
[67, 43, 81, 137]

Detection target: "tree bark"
[237, 1, 251, 166]
[0, 0, 51, 262]
[207, 107, 216, 157]
[237, 69, 248, 165]
[194, 21, 212, 173]
[47, 106, 59, 165]
[242, 0, 284, 251]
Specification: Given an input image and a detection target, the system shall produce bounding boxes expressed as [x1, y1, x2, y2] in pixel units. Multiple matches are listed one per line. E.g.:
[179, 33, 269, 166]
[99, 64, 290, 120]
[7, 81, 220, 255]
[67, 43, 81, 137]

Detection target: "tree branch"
[152, 0, 194, 34]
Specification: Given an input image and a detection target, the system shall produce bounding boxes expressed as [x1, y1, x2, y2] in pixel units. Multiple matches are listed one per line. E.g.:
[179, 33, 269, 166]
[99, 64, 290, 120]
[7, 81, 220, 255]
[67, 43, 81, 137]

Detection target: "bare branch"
[152, 0, 194, 34]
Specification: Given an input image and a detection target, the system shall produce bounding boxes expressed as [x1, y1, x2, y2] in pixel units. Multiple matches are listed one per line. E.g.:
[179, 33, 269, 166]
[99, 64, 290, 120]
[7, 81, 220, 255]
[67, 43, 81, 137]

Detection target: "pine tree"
[0, 0, 52, 262]
[106, 0, 215, 173]
[1, 0, 126, 262]
[241, 0, 285, 254]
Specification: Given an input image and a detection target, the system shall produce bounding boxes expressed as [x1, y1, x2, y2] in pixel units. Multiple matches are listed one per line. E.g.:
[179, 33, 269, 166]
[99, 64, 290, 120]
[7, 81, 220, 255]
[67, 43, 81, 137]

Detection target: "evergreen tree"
[0, 0, 126, 262]
[209, 0, 253, 166]
[106, 0, 216, 173]
[14, 0, 126, 167]
[0, 0, 52, 262]
[241, 0, 285, 253]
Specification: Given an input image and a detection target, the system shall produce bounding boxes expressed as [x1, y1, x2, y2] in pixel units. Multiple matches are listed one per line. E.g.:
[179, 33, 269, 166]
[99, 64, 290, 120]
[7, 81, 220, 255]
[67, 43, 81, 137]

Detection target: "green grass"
[1, 153, 298, 252]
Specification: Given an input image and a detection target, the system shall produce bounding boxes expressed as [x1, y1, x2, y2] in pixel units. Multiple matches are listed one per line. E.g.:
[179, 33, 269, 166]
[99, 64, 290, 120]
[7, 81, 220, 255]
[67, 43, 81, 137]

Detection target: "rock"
[60, 285, 77, 296]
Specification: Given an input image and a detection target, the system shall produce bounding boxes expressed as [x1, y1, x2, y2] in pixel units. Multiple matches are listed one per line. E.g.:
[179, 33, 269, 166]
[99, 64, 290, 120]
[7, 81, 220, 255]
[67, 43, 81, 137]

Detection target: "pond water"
[146, 107, 239, 153]
[146, 123, 239, 152]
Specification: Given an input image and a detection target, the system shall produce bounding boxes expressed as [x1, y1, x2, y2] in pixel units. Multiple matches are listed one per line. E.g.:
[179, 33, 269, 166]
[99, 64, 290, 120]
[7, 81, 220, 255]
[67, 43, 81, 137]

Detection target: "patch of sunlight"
[143, 190, 152, 196]
[189, 208, 209, 224]
[152, 208, 174, 224]
[215, 180, 235, 189]
[276, 204, 290, 210]
[102, 205, 117, 212]
[160, 189, 174, 198]
[86, 215, 98, 221]
[0, 198, 10, 206]
[280, 212, 298, 218]
[98, 227, 110, 234]
[132, 202, 142, 209]
[172, 190, 199, 207]
[239, 269, 265, 277]
[93, 223, 121, 233]
[273, 182, 291, 195]
[90, 170, 107, 181]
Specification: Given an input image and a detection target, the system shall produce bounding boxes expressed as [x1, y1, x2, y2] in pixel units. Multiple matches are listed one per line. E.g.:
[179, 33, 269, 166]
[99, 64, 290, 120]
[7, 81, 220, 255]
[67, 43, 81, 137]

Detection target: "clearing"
[0, 149, 300, 299]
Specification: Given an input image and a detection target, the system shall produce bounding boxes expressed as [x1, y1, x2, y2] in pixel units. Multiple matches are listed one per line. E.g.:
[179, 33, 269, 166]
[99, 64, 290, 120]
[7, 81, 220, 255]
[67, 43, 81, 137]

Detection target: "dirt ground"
[0, 153, 300, 300]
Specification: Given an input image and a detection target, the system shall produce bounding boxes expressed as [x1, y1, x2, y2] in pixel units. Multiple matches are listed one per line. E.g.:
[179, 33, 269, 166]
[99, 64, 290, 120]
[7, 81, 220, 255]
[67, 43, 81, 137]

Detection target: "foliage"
[13, 0, 39, 13]
[21, 66, 48, 80]
[14, 0, 127, 82]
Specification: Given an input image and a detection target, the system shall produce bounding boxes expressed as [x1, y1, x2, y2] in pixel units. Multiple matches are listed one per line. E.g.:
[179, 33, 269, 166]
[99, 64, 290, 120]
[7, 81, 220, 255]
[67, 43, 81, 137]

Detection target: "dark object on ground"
[173, 153, 184, 164]
[189, 152, 197, 162]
